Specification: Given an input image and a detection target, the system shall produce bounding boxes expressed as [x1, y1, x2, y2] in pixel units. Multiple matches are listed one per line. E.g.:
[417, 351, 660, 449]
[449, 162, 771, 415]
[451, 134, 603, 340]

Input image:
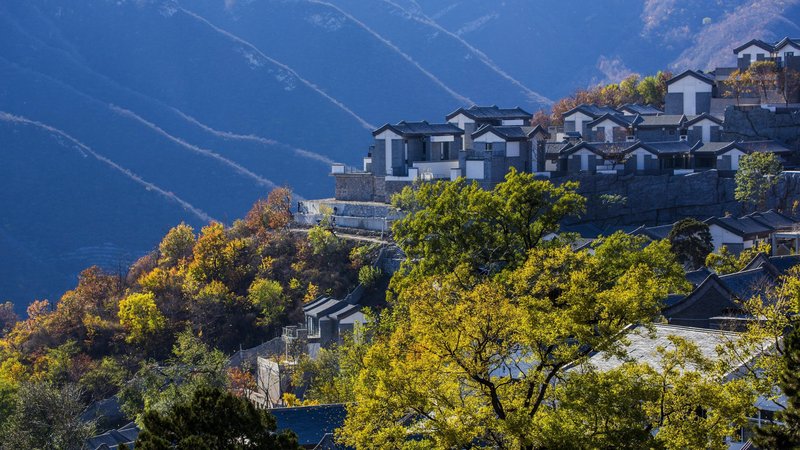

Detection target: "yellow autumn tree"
[118, 292, 165, 343]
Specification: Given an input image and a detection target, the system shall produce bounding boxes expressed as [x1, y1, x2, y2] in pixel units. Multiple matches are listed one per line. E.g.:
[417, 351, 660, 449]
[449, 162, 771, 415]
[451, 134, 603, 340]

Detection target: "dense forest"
[0, 187, 375, 447]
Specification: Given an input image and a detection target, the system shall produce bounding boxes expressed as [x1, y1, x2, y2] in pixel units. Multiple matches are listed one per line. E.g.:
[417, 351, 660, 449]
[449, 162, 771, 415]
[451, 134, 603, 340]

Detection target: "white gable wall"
[574, 148, 597, 171]
[718, 149, 745, 170]
[565, 111, 593, 134]
[736, 45, 770, 63]
[591, 119, 620, 142]
[448, 113, 475, 130]
[668, 76, 713, 115]
[629, 148, 655, 170]
[375, 129, 401, 175]
[474, 132, 506, 144]
[690, 118, 718, 142]
[778, 43, 800, 62]
[708, 224, 747, 252]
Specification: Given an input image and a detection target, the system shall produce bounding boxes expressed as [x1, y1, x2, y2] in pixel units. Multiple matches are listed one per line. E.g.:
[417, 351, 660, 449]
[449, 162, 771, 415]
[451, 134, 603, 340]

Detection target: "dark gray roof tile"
[446, 105, 532, 121]
[620, 103, 663, 115]
[737, 140, 791, 154]
[270, 404, 348, 447]
[637, 115, 686, 127]
[562, 104, 621, 119]
[472, 125, 533, 141]
[718, 267, 776, 301]
[373, 121, 464, 137]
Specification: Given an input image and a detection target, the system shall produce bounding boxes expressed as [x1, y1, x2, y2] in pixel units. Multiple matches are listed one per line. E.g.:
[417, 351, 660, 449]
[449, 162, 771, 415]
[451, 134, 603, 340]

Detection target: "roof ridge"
[652, 322, 739, 335]
[718, 266, 770, 277]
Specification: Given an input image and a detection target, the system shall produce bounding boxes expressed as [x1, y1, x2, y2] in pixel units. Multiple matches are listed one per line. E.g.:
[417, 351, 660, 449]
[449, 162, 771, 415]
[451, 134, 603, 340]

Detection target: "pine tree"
[668, 218, 714, 270]
[135, 386, 300, 450]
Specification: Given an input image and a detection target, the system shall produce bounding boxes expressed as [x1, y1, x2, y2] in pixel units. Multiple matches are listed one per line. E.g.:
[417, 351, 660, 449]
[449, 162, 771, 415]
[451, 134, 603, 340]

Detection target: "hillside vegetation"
[0, 188, 369, 443]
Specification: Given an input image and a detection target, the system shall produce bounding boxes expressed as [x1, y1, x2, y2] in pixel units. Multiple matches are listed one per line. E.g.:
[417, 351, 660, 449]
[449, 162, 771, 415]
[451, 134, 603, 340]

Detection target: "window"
[486, 143, 493, 151]
[441, 142, 450, 160]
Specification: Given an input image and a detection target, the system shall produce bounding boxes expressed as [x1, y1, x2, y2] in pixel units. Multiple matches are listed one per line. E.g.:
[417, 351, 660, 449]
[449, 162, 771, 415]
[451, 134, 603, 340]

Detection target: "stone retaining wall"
[560, 170, 800, 226]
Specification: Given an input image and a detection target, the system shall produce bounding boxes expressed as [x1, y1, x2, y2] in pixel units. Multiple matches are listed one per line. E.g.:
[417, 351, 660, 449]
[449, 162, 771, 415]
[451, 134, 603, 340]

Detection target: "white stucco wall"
[474, 132, 505, 143]
[574, 148, 596, 171]
[708, 224, 747, 252]
[591, 119, 620, 142]
[375, 129, 400, 175]
[690, 118, 717, 143]
[564, 111, 592, 133]
[668, 76, 713, 115]
[501, 119, 525, 125]
[777, 43, 800, 62]
[629, 148, 654, 170]
[717, 149, 745, 170]
[413, 160, 460, 179]
[736, 44, 770, 64]
[466, 160, 484, 179]
[448, 113, 475, 130]
[430, 135, 455, 143]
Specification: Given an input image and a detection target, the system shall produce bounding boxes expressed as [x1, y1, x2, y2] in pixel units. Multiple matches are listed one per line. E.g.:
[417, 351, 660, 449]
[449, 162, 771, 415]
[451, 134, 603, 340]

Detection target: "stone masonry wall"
[722, 107, 800, 149]
[334, 174, 375, 202]
[559, 171, 800, 226]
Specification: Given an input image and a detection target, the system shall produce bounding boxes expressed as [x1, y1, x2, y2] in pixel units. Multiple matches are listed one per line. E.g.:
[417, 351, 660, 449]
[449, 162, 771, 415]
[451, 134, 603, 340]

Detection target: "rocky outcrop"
[722, 107, 800, 149]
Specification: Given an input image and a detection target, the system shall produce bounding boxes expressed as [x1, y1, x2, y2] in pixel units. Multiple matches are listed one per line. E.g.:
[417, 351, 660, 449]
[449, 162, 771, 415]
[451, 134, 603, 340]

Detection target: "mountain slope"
[2, 0, 799, 308]
[0, 113, 200, 310]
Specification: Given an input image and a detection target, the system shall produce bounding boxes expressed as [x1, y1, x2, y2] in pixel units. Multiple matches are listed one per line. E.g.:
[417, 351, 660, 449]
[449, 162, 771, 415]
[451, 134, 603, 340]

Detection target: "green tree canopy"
[247, 278, 285, 326]
[391, 168, 585, 284]
[158, 223, 196, 267]
[340, 233, 692, 449]
[735, 152, 782, 212]
[118, 292, 166, 343]
[135, 386, 300, 450]
[0, 382, 95, 450]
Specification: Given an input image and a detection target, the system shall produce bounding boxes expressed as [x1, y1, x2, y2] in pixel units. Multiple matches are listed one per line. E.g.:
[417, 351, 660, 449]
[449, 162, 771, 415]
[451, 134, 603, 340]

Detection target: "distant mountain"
[1, 0, 798, 310]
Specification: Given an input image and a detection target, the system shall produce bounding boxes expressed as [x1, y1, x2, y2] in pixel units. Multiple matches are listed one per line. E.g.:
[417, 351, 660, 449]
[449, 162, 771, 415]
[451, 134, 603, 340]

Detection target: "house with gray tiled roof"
[446, 105, 532, 149]
[585, 321, 785, 448]
[684, 113, 723, 144]
[328, 35, 799, 205]
[370, 120, 464, 178]
[561, 104, 622, 139]
[584, 113, 639, 143]
[693, 140, 792, 172]
[467, 125, 533, 182]
[662, 253, 800, 331]
[665, 70, 715, 116]
[559, 105, 713, 145]
[85, 422, 139, 450]
[734, 37, 800, 71]
[635, 114, 688, 142]
[619, 103, 664, 116]
[704, 215, 777, 253]
[622, 140, 699, 174]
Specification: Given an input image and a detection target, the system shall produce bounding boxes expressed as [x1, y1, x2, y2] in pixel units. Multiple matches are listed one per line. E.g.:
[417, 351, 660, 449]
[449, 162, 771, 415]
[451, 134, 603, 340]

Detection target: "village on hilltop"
[87, 37, 800, 450]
